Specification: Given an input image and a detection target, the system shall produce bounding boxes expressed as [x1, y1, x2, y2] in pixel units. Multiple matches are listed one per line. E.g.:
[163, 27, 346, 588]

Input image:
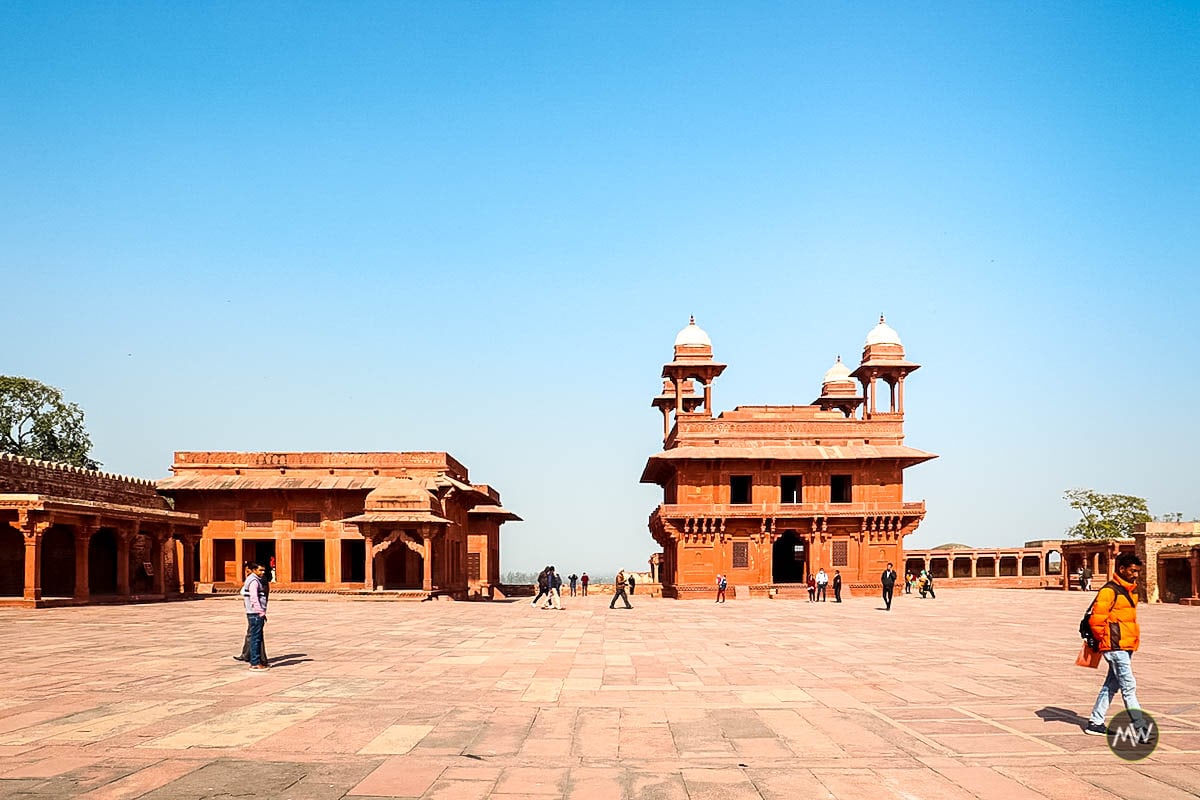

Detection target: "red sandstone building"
[156, 452, 520, 599]
[642, 316, 936, 598]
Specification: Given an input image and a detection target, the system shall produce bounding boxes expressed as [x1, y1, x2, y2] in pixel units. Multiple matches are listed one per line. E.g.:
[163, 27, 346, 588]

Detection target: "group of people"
[531, 566, 568, 609]
[804, 568, 842, 602]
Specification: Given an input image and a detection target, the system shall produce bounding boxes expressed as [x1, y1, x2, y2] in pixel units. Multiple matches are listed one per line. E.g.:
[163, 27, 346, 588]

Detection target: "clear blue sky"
[3, 3, 1197, 574]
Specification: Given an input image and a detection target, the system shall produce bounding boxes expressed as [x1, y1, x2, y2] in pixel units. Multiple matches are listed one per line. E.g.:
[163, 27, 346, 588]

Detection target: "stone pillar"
[363, 530, 376, 591]
[970, 556, 977, 578]
[234, 538, 244, 580]
[116, 523, 136, 597]
[1186, 551, 1200, 602]
[74, 519, 98, 602]
[673, 378, 682, 415]
[21, 514, 47, 602]
[152, 531, 168, 595]
[422, 530, 434, 592]
[897, 374, 906, 414]
[181, 534, 199, 594]
[703, 381, 713, 417]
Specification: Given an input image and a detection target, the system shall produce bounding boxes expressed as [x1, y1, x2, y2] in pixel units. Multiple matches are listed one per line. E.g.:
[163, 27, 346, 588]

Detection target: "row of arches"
[0, 524, 176, 599]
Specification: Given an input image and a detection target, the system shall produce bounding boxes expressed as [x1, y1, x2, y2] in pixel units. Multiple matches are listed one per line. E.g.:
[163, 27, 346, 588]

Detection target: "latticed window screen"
[732, 541, 749, 569]
[467, 552, 481, 582]
[832, 540, 848, 566]
[295, 512, 322, 527]
[245, 511, 273, 528]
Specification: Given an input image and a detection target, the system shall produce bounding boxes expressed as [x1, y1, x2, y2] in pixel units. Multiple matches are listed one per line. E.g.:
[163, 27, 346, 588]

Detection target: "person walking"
[580, 572, 589, 596]
[531, 567, 550, 607]
[627, 573, 636, 594]
[715, 573, 727, 603]
[815, 568, 829, 602]
[609, 570, 632, 609]
[1085, 552, 1146, 736]
[924, 570, 936, 599]
[881, 562, 898, 610]
[832, 569, 842, 603]
[242, 561, 269, 671]
[568, 573, 578, 596]
[547, 567, 564, 610]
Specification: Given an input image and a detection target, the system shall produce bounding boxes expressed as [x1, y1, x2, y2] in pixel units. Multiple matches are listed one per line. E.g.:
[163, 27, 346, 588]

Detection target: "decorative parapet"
[0, 453, 169, 509]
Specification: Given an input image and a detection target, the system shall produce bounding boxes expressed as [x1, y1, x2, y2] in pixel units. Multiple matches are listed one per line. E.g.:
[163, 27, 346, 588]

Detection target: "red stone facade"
[642, 317, 936, 599]
[0, 453, 203, 607]
[156, 452, 520, 599]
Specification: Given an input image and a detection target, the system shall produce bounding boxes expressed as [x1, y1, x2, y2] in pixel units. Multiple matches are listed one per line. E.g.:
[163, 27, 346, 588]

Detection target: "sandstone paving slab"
[0, 589, 1198, 798]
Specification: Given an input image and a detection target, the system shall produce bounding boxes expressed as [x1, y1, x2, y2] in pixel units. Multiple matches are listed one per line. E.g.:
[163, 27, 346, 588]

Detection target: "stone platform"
[0, 588, 1197, 799]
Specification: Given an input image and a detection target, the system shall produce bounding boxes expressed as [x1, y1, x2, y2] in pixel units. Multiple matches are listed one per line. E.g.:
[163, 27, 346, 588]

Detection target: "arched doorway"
[89, 528, 118, 595]
[772, 530, 807, 583]
[382, 542, 423, 589]
[41, 525, 75, 597]
[0, 525, 23, 596]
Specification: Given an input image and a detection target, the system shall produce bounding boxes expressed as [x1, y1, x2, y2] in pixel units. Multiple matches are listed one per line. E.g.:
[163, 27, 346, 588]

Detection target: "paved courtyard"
[0, 587, 1198, 799]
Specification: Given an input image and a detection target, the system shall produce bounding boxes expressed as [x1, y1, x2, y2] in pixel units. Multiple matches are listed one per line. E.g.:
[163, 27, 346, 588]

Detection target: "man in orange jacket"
[1084, 552, 1146, 736]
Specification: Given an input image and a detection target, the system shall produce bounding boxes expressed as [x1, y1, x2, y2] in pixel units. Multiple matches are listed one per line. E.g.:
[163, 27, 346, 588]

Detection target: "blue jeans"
[246, 614, 265, 666]
[1090, 649, 1143, 725]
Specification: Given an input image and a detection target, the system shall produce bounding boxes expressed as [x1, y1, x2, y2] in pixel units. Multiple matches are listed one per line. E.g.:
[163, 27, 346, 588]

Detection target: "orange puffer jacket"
[1088, 574, 1140, 652]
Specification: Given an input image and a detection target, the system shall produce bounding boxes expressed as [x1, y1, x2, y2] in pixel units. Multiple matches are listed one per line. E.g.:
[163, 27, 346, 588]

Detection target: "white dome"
[823, 356, 852, 383]
[674, 316, 712, 347]
[865, 315, 902, 347]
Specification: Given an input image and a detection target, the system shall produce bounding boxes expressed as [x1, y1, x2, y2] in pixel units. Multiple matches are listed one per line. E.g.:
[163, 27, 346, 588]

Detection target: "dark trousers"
[246, 614, 266, 666]
[817, 584, 827, 601]
[570, 584, 577, 596]
[882, 585, 895, 609]
[834, 584, 842, 602]
[610, 587, 632, 609]
[581, 584, 588, 596]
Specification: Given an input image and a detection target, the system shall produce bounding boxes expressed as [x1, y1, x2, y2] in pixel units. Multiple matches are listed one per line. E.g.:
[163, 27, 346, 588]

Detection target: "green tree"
[0, 376, 100, 469]
[1063, 488, 1150, 539]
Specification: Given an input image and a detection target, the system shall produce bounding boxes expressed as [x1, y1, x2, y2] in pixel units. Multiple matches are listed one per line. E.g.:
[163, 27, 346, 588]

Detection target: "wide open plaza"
[1, 589, 1198, 800]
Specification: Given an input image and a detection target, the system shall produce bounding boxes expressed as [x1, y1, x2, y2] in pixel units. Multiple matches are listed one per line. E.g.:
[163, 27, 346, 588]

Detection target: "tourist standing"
[924, 570, 936, 599]
[1082, 565, 1094, 592]
[904, 570, 914, 594]
[548, 567, 564, 610]
[1085, 553, 1146, 736]
[580, 572, 589, 596]
[610, 570, 632, 609]
[234, 561, 269, 666]
[881, 562, 898, 610]
[815, 568, 829, 602]
[568, 573, 578, 596]
[269, 554, 277, 583]
[242, 561, 269, 671]
[832, 570, 842, 603]
[715, 573, 727, 603]
[806, 573, 816, 602]
[627, 573, 636, 594]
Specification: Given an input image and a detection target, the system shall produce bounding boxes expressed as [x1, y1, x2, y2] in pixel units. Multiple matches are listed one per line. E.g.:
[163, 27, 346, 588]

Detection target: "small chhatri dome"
[674, 315, 712, 348]
[823, 356, 852, 383]
[865, 314, 902, 347]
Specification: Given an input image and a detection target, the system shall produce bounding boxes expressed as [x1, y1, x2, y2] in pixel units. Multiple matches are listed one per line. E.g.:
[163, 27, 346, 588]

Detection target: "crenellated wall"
[0, 453, 170, 509]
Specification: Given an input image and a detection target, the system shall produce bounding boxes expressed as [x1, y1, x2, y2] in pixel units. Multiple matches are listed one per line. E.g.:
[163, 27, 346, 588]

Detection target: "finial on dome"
[879, 313, 885, 324]
[689, 314, 695, 325]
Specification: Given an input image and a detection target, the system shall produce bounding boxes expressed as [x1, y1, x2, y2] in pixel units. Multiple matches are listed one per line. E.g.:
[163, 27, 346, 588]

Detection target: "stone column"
[74, 519, 98, 602]
[421, 529, 434, 592]
[970, 556, 977, 578]
[20, 513, 47, 602]
[1188, 552, 1199, 601]
[152, 530, 169, 595]
[181, 534, 199, 595]
[116, 523, 136, 597]
[362, 529, 376, 591]
[673, 378, 682, 415]
[234, 538, 244, 582]
[897, 374, 906, 414]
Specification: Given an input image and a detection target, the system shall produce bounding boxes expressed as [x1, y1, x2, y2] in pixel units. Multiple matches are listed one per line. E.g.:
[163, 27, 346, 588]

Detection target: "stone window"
[780, 475, 801, 504]
[295, 512, 322, 527]
[245, 511, 273, 528]
[831, 475, 853, 504]
[730, 475, 752, 505]
[832, 540, 848, 566]
[733, 541, 749, 569]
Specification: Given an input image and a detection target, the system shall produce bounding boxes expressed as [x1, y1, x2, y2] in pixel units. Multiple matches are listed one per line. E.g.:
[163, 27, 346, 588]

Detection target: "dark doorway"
[1160, 557, 1192, 603]
[41, 525, 75, 597]
[89, 528, 118, 595]
[341, 539, 365, 582]
[0, 525, 23, 596]
[772, 530, 807, 583]
[293, 540, 326, 582]
[244, 539, 276, 575]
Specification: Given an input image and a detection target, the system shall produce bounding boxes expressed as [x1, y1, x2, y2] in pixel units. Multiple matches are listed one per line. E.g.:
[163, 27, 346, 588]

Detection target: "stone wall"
[0, 453, 169, 509]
